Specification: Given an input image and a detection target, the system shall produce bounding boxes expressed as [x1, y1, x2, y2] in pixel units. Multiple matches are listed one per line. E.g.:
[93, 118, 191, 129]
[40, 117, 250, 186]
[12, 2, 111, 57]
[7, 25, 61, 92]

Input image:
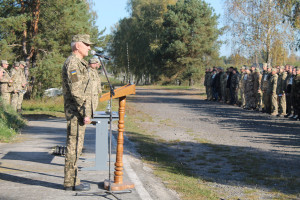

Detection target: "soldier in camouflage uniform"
[204, 68, 211, 100]
[268, 68, 278, 116]
[285, 66, 294, 117]
[244, 67, 255, 109]
[292, 67, 300, 120]
[11, 61, 27, 112]
[261, 64, 270, 113]
[88, 57, 102, 114]
[230, 68, 239, 105]
[253, 68, 262, 111]
[0, 60, 14, 105]
[276, 66, 287, 117]
[220, 67, 227, 103]
[238, 66, 245, 107]
[62, 34, 93, 191]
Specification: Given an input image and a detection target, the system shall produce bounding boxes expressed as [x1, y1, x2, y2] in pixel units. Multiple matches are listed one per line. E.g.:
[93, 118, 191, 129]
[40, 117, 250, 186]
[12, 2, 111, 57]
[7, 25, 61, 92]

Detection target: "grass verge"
[0, 99, 26, 142]
[125, 105, 220, 200]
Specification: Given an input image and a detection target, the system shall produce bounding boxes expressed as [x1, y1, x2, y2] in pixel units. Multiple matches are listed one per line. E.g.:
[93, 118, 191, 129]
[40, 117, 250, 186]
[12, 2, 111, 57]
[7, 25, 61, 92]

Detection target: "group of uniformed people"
[204, 64, 300, 120]
[0, 60, 27, 112]
[62, 34, 102, 191]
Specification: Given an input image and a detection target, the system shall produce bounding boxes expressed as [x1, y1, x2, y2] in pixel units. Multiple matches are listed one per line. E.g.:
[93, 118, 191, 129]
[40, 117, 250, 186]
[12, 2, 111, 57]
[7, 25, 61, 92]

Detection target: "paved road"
[126, 87, 300, 198]
[0, 116, 178, 200]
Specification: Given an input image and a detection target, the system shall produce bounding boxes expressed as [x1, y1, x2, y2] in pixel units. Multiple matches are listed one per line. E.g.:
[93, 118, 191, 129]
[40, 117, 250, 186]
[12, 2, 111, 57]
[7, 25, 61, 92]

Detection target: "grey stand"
[81, 111, 119, 171]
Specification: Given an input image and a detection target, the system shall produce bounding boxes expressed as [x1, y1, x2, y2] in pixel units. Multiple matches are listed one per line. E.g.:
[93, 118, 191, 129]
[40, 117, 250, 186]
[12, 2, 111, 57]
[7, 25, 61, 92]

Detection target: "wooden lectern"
[100, 84, 136, 191]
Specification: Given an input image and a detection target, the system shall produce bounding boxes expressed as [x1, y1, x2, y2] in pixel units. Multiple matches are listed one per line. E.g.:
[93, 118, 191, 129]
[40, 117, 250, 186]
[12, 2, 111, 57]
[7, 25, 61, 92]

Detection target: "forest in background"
[1, 0, 300, 96]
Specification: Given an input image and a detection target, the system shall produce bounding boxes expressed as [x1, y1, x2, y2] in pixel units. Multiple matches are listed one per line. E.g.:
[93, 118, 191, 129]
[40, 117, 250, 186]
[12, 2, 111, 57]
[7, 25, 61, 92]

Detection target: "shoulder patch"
[70, 69, 79, 83]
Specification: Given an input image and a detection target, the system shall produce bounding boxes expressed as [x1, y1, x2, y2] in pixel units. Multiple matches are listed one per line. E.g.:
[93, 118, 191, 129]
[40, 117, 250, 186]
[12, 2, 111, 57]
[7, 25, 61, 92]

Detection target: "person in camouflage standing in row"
[253, 67, 262, 111]
[220, 67, 227, 103]
[204, 67, 211, 100]
[238, 66, 246, 107]
[244, 67, 255, 109]
[0, 60, 14, 105]
[261, 63, 270, 113]
[88, 57, 102, 114]
[276, 66, 287, 117]
[11, 61, 27, 112]
[285, 65, 294, 117]
[230, 68, 239, 105]
[291, 67, 300, 120]
[62, 34, 93, 191]
[268, 68, 278, 116]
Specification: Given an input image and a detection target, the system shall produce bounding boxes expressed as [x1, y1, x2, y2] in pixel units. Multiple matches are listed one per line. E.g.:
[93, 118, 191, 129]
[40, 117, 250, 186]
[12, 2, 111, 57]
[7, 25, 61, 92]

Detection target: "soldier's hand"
[84, 117, 91, 124]
[9, 80, 13, 83]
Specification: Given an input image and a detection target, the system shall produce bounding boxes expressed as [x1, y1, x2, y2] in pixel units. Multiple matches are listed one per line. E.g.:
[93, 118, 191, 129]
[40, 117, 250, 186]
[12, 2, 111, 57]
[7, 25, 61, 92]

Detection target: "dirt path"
[127, 87, 300, 199]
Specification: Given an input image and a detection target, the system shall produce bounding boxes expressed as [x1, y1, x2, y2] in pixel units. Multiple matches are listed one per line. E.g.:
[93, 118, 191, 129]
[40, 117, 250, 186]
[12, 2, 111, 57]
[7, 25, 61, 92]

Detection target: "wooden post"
[104, 96, 134, 191]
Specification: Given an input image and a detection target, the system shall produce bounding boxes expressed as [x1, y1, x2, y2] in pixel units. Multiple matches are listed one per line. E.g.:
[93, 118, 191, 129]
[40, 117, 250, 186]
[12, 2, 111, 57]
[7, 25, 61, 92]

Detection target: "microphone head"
[90, 50, 96, 55]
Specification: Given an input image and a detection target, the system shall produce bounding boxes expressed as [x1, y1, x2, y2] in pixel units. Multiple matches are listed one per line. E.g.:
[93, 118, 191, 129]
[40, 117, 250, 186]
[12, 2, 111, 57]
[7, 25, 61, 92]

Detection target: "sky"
[93, 0, 230, 57]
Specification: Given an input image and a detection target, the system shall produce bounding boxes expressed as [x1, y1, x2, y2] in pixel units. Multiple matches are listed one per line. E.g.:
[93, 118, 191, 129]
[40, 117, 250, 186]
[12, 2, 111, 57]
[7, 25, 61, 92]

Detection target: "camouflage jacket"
[261, 71, 270, 91]
[292, 74, 300, 96]
[89, 68, 102, 114]
[277, 71, 287, 94]
[10, 67, 26, 91]
[267, 74, 278, 95]
[253, 72, 262, 92]
[62, 53, 92, 120]
[230, 73, 239, 90]
[204, 72, 210, 87]
[0, 67, 14, 93]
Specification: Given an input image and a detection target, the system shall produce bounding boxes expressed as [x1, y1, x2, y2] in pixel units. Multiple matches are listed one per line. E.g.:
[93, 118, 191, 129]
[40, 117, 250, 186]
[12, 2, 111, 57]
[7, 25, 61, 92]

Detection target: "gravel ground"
[126, 87, 300, 199]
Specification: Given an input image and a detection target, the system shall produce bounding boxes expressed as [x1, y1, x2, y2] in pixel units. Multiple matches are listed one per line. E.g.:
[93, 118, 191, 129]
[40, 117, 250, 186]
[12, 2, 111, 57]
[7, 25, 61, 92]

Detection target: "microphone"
[90, 50, 111, 60]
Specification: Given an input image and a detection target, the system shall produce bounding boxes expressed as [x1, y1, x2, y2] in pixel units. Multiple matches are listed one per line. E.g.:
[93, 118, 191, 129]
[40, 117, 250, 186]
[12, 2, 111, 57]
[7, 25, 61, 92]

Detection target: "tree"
[108, 0, 177, 84]
[225, 0, 295, 65]
[0, 0, 106, 97]
[159, 0, 221, 85]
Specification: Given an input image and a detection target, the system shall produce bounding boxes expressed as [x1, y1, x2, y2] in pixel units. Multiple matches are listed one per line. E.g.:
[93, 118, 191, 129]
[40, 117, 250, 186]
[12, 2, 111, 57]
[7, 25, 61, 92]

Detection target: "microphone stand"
[76, 56, 131, 200]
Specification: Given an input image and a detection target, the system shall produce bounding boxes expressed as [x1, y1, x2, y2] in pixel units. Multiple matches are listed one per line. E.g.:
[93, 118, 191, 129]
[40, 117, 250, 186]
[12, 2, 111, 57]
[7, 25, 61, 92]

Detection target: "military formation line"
[0, 60, 27, 112]
[204, 64, 300, 120]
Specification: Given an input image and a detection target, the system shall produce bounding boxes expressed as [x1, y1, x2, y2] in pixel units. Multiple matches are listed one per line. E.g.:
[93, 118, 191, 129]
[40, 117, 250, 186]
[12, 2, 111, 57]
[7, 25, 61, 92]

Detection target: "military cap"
[14, 61, 20, 67]
[1, 60, 8, 65]
[241, 66, 246, 70]
[255, 68, 260, 73]
[19, 61, 26, 66]
[71, 34, 94, 45]
[280, 66, 285, 70]
[89, 57, 99, 64]
[271, 68, 277, 72]
[263, 63, 267, 68]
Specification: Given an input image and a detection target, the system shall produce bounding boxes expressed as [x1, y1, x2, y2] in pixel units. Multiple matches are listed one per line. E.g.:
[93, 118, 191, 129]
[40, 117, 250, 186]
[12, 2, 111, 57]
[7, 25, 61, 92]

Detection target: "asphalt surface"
[0, 115, 179, 200]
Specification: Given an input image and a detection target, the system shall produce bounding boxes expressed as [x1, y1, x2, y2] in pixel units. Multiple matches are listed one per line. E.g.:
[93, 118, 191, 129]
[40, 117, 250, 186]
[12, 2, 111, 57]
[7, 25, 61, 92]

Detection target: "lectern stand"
[100, 84, 136, 191]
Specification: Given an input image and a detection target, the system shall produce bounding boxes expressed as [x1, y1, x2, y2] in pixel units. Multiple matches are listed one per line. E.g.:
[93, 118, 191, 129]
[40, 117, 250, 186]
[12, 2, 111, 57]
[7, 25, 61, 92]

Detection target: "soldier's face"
[90, 63, 97, 69]
[78, 42, 91, 57]
[2, 64, 8, 69]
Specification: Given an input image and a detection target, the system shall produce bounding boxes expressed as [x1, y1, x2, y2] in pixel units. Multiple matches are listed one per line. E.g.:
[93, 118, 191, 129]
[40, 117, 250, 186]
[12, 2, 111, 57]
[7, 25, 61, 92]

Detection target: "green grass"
[125, 105, 220, 199]
[0, 99, 26, 142]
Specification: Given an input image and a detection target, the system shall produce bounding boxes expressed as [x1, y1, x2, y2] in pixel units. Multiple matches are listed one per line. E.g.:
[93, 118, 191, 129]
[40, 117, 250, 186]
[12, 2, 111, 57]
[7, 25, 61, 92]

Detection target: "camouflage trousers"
[64, 114, 86, 188]
[245, 90, 255, 108]
[262, 92, 271, 113]
[206, 86, 212, 100]
[278, 94, 286, 115]
[255, 92, 262, 109]
[11, 92, 24, 111]
[1, 93, 11, 105]
[271, 94, 278, 115]
[239, 87, 245, 107]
